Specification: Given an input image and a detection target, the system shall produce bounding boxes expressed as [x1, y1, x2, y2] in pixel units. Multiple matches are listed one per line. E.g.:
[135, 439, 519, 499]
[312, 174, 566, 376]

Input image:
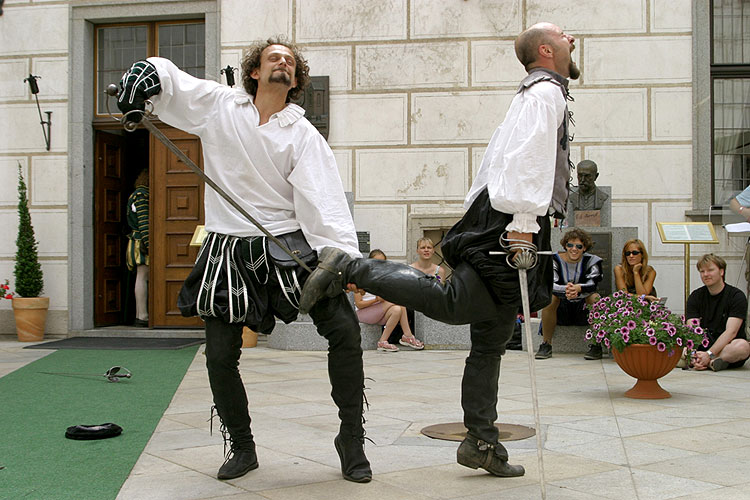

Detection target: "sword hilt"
[104, 83, 152, 132]
[489, 232, 555, 270]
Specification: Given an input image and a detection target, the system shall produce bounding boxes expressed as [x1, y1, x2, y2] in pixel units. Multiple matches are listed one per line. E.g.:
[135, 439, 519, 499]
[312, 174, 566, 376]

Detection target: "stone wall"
[0, 2, 69, 333]
[0, 0, 743, 334]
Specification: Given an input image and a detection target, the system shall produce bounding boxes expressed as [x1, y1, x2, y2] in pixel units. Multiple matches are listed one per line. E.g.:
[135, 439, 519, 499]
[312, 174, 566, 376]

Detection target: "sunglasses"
[566, 243, 584, 250]
[625, 250, 642, 256]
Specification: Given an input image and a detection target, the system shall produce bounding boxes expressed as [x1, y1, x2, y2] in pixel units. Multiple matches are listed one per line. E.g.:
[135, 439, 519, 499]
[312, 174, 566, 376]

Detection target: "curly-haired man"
[117, 37, 371, 483]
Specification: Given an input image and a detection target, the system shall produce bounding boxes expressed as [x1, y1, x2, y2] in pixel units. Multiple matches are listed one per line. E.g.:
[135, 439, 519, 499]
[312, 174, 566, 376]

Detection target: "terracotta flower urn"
[611, 344, 681, 399]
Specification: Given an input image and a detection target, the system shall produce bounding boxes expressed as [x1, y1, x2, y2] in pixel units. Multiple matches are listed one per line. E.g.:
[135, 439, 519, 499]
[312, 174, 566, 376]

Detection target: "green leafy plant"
[586, 291, 709, 355]
[14, 164, 44, 298]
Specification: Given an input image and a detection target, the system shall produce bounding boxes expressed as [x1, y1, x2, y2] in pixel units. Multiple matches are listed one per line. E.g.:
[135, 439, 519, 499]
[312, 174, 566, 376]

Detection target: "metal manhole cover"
[420, 422, 535, 442]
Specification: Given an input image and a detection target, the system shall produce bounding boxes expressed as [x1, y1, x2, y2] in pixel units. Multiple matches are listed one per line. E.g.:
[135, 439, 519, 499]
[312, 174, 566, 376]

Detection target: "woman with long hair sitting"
[614, 238, 657, 299]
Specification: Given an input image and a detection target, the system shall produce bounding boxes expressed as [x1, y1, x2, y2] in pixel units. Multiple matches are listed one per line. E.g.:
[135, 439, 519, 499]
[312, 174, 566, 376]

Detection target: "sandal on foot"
[399, 336, 424, 350]
[377, 341, 399, 352]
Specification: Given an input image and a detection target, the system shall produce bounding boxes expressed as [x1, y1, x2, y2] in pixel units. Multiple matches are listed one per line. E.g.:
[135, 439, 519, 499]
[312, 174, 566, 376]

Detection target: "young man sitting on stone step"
[535, 228, 602, 360]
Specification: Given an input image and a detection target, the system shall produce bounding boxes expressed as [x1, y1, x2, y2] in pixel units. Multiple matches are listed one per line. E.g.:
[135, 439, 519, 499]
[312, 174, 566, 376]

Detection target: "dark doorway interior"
[93, 129, 149, 327]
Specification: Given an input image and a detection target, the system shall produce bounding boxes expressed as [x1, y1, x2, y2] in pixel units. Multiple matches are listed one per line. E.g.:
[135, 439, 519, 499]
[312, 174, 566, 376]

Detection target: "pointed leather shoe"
[334, 434, 372, 483]
[299, 247, 353, 314]
[457, 437, 525, 477]
[217, 449, 259, 480]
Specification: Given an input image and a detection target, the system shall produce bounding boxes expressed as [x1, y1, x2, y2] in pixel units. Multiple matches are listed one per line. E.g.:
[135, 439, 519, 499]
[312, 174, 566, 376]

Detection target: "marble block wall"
[4, 0, 737, 334]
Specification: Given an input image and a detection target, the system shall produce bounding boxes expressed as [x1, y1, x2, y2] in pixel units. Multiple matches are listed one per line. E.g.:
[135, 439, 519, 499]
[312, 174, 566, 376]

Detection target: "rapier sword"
[490, 238, 553, 500]
[105, 84, 314, 274]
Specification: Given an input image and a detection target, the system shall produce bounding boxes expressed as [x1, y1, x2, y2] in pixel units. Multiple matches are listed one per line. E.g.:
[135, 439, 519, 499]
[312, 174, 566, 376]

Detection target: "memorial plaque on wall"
[292, 76, 329, 139]
[589, 232, 612, 297]
[357, 231, 370, 254]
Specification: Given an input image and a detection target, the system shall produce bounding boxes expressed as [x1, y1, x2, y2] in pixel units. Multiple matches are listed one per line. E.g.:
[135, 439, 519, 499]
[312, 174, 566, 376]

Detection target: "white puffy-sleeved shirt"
[465, 79, 568, 234]
[147, 57, 362, 258]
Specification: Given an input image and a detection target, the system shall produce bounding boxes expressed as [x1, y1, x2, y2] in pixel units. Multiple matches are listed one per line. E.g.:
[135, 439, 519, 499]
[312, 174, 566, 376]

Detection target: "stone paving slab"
[1, 340, 748, 500]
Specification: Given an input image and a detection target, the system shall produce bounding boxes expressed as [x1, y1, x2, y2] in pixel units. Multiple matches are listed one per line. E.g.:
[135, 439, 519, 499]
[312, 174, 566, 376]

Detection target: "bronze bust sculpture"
[569, 160, 609, 211]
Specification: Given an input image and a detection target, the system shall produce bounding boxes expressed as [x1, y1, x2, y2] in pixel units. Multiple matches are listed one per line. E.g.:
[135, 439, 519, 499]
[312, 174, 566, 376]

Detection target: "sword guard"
[120, 101, 154, 132]
[500, 232, 538, 270]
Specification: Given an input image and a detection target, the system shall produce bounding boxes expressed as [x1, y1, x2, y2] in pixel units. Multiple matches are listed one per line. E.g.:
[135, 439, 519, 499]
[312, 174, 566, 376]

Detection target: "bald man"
[300, 22, 579, 478]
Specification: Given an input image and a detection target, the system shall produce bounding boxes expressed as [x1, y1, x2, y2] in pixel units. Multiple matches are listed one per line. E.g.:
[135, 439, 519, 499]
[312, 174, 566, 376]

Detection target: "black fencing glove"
[117, 61, 161, 123]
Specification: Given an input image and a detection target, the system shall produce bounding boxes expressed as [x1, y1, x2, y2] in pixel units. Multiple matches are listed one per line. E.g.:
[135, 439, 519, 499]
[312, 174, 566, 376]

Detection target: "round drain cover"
[420, 422, 535, 442]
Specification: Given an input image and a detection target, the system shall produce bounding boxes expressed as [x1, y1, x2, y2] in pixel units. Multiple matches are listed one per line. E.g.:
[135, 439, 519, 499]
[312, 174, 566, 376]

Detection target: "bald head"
[514, 23, 556, 70]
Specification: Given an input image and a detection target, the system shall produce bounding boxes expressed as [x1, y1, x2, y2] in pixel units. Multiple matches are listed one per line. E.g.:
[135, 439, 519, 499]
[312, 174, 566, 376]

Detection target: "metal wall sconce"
[221, 65, 236, 87]
[23, 74, 52, 151]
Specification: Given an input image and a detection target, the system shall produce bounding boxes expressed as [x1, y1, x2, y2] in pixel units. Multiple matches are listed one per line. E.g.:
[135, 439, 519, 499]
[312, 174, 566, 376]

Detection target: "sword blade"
[139, 117, 313, 273]
[518, 268, 547, 499]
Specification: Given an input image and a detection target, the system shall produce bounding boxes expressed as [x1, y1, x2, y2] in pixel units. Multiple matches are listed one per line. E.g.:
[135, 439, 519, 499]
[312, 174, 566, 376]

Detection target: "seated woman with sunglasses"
[614, 239, 657, 300]
[536, 228, 603, 360]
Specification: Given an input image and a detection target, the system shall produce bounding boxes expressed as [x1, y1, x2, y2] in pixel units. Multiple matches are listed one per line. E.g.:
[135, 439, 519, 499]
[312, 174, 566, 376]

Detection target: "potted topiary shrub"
[12, 163, 48, 342]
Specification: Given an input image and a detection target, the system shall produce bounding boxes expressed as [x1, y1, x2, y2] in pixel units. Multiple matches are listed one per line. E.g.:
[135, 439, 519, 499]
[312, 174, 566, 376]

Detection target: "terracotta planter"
[12, 296, 49, 342]
[611, 344, 681, 399]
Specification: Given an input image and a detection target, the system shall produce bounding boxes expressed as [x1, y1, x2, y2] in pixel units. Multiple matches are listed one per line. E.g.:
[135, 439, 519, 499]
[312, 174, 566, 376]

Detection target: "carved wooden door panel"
[94, 132, 127, 326]
[150, 126, 205, 328]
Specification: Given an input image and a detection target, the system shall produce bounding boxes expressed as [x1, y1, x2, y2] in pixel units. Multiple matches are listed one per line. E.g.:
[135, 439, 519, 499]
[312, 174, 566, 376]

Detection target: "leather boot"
[457, 434, 524, 477]
[217, 445, 259, 480]
[334, 433, 372, 483]
[299, 247, 354, 314]
[304, 251, 500, 325]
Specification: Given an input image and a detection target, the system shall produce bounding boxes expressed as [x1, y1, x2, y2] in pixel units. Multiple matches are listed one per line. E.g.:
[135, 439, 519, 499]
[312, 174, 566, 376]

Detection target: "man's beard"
[269, 70, 292, 86]
[569, 60, 580, 80]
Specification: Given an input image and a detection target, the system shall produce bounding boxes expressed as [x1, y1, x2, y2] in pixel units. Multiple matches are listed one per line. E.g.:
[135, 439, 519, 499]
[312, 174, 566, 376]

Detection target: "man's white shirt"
[465, 80, 567, 234]
[147, 57, 362, 258]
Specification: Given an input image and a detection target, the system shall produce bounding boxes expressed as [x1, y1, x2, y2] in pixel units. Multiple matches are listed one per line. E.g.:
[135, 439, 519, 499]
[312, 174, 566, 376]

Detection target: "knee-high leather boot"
[310, 293, 372, 483]
[301, 247, 498, 324]
[204, 317, 258, 479]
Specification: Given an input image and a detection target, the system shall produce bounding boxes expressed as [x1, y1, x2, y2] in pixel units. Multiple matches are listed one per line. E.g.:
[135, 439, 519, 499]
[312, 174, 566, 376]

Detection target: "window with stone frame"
[710, 0, 750, 206]
[95, 21, 205, 116]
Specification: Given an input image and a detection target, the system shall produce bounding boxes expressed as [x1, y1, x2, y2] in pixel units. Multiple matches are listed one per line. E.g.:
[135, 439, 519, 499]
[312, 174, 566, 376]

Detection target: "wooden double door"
[94, 125, 205, 328]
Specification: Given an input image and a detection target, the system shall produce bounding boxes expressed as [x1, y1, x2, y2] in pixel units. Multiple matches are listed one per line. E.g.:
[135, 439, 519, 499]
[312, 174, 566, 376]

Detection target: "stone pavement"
[2, 339, 749, 500]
